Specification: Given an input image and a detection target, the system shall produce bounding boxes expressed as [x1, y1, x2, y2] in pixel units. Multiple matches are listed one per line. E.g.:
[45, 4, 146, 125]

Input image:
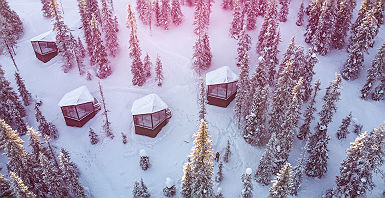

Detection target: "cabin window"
[227, 82, 237, 97]
[32, 41, 42, 54]
[40, 42, 56, 54]
[76, 102, 94, 119]
[152, 110, 165, 127]
[208, 84, 227, 99]
[62, 106, 78, 120]
[135, 114, 153, 128]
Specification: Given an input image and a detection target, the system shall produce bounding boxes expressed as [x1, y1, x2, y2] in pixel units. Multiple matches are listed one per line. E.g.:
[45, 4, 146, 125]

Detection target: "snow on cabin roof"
[205, 66, 238, 86]
[58, 86, 94, 107]
[30, 30, 56, 42]
[131, 94, 168, 115]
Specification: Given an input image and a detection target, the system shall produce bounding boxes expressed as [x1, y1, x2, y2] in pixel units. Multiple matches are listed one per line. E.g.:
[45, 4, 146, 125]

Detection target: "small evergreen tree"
[139, 149, 151, 171]
[198, 77, 207, 121]
[160, 0, 171, 30]
[15, 72, 33, 106]
[181, 162, 193, 198]
[89, 127, 99, 145]
[304, 0, 323, 43]
[35, 104, 59, 139]
[41, 0, 52, 17]
[269, 163, 293, 198]
[353, 123, 363, 134]
[302, 48, 318, 102]
[163, 177, 176, 197]
[229, 0, 243, 39]
[222, 0, 233, 10]
[98, 81, 114, 138]
[9, 172, 36, 198]
[241, 168, 253, 198]
[143, 53, 152, 78]
[122, 133, 127, 144]
[234, 52, 250, 128]
[39, 153, 69, 197]
[155, 55, 164, 86]
[215, 161, 223, 182]
[0, 0, 23, 52]
[101, 0, 119, 57]
[245, 0, 257, 30]
[223, 139, 231, 163]
[331, 0, 356, 49]
[336, 112, 352, 139]
[154, 0, 162, 27]
[133, 179, 151, 198]
[77, 0, 93, 58]
[236, 26, 251, 68]
[290, 144, 307, 196]
[296, 2, 305, 26]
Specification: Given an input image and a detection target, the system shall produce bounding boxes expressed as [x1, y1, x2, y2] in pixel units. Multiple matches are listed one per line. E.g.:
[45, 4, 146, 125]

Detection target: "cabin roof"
[205, 66, 238, 86]
[30, 30, 56, 42]
[58, 86, 94, 107]
[131, 94, 168, 115]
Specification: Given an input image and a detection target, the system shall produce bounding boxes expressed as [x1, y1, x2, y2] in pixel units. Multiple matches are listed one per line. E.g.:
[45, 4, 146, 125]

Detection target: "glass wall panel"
[32, 42, 41, 54]
[76, 103, 93, 119]
[217, 84, 226, 98]
[142, 114, 152, 128]
[135, 115, 143, 126]
[208, 85, 217, 96]
[40, 42, 56, 54]
[62, 106, 78, 119]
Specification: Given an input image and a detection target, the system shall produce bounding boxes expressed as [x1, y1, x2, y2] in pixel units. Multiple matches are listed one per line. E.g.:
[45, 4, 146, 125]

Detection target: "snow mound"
[58, 86, 94, 107]
[131, 94, 168, 115]
[205, 66, 238, 86]
[139, 149, 147, 157]
[165, 177, 174, 188]
[246, 168, 252, 175]
[217, 187, 222, 193]
[258, 56, 264, 62]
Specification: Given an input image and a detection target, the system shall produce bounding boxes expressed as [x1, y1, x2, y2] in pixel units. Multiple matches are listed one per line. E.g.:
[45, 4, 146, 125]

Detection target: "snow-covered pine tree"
[298, 80, 320, 140]
[136, 0, 150, 25]
[101, 0, 119, 57]
[215, 161, 224, 182]
[279, 0, 290, 22]
[126, 3, 136, 29]
[77, 0, 93, 57]
[49, 0, 76, 73]
[86, 0, 101, 25]
[241, 168, 253, 198]
[98, 81, 114, 139]
[9, 172, 36, 198]
[90, 14, 112, 79]
[27, 127, 50, 163]
[163, 177, 176, 197]
[257, 0, 267, 16]
[245, 0, 257, 30]
[154, 0, 162, 27]
[257, 0, 278, 54]
[128, 8, 145, 86]
[290, 143, 307, 196]
[0, 174, 14, 197]
[202, 33, 212, 70]
[301, 48, 318, 102]
[14, 72, 33, 106]
[41, 0, 52, 17]
[171, 0, 183, 25]
[311, 0, 338, 56]
[361, 41, 385, 100]
[39, 153, 69, 197]
[77, 36, 86, 58]
[160, 0, 171, 30]
[296, 2, 305, 26]
[305, 74, 342, 178]
[222, 0, 233, 10]
[181, 162, 193, 198]
[353, 123, 363, 134]
[0, 66, 27, 135]
[236, 26, 251, 67]
[229, 0, 243, 39]
[155, 55, 164, 86]
[255, 132, 279, 185]
[35, 104, 59, 139]
[268, 62, 295, 143]
[234, 52, 250, 128]
[143, 53, 152, 78]
[189, 120, 215, 197]
[333, 123, 385, 197]
[342, 9, 379, 80]
[331, 0, 356, 49]
[269, 163, 293, 198]
[133, 179, 151, 198]
[336, 112, 352, 139]
[198, 77, 207, 121]
[193, 33, 212, 72]
[223, 139, 231, 163]
[89, 127, 99, 144]
[59, 149, 86, 198]
[0, 0, 23, 52]
[243, 59, 269, 146]
[350, 0, 377, 33]
[304, 0, 323, 43]
[139, 149, 151, 171]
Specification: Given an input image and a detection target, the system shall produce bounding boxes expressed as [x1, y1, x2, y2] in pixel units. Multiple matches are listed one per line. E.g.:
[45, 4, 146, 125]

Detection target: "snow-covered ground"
[1, 0, 385, 197]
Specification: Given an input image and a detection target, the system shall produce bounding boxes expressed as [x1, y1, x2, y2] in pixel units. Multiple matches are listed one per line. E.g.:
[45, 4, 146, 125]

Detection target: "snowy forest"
[0, 0, 384, 197]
